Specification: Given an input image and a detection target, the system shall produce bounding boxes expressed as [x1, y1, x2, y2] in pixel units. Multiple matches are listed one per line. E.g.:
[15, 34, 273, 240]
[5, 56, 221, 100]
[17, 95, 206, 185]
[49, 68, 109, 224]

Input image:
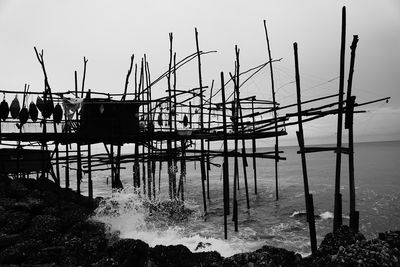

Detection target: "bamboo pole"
[167, 33, 175, 199]
[195, 28, 207, 213]
[179, 139, 186, 201]
[263, 20, 279, 200]
[235, 46, 250, 210]
[334, 6, 346, 232]
[294, 42, 317, 254]
[206, 80, 214, 199]
[251, 97, 257, 194]
[221, 71, 229, 239]
[74, 71, 82, 194]
[346, 35, 359, 232]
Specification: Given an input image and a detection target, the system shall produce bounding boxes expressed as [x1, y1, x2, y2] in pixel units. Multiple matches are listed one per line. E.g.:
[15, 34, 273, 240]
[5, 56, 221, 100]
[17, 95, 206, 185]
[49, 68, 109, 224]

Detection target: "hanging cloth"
[62, 97, 83, 120]
[53, 103, 63, 124]
[29, 101, 38, 122]
[10, 95, 20, 119]
[0, 98, 9, 121]
[157, 112, 163, 127]
[19, 107, 29, 125]
[36, 96, 44, 112]
[42, 100, 54, 119]
[183, 114, 188, 127]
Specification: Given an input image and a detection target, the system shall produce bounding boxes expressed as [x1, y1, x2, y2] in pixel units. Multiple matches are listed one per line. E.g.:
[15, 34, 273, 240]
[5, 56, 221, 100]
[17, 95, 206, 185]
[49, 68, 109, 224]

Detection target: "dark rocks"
[318, 225, 365, 256]
[195, 241, 212, 251]
[1, 176, 400, 266]
[305, 226, 400, 266]
[223, 245, 302, 267]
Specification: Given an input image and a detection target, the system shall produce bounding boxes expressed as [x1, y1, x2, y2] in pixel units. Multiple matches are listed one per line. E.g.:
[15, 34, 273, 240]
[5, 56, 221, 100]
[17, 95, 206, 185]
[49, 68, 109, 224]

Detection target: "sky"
[0, 0, 399, 145]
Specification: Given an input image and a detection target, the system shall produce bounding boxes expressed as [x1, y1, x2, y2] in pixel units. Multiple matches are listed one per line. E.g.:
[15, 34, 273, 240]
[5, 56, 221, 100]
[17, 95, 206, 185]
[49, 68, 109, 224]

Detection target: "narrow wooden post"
[230, 59, 240, 232]
[134, 143, 140, 188]
[179, 139, 186, 201]
[234, 45, 250, 209]
[75, 71, 82, 194]
[65, 143, 70, 188]
[167, 33, 175, 199]
[189, 101, 192, 128]
[251, 97, 257, 194]
[110, 144, 115, 188]
[87, 90, 93, 198]
[206, 81, 214, 200]
[221, 72, 229, 239]
[239, 100, 250, 209]
[334, 6, 346, 232]
[263, 20, 279, 200]
[346, 35, 359, 232]
[88, 142, 93, 198]
[195, 28, 207, 214]
[294, 42, 317, 254]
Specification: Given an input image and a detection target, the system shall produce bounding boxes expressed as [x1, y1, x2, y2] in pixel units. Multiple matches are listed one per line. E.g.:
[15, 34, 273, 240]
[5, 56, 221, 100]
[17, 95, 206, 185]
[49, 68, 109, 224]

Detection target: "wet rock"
[108, 239, 150, 266]
[7, 179, 29, 199]
[224, 245, 301, 267]
[379, 231, 400, 250]
[0, 239, 44, 264]
[25, 214, 62, 242]
[318, 225, 365, 256]
[13, 196, 45, 213]
[195, 241, 212, 251]
[0, 210, 31, 234]
[0, 234, 22, 250]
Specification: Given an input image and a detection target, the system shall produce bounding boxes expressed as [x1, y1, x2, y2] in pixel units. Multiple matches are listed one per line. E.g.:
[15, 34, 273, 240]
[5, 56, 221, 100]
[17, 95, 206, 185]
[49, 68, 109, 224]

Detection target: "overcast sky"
[0, 0, 399, 144]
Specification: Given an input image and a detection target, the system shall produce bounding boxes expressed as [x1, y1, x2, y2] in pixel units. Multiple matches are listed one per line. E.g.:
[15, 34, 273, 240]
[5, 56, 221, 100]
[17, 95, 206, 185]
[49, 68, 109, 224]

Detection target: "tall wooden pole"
[74, 71, 82, 194]
[334, 6, 346, 232]
[251, 97, 257, 194]
[221, 72, 229, 239]
[294, 42, 317, 254]
[263, 20, 279, 200]
[346, 35, 359, 232]
[167, 33, 175, 199]
[87, 90, 93, 199]
[234, 46, 250, 209]
[195, 28, 207, 214]
[206, 81, 214, 199]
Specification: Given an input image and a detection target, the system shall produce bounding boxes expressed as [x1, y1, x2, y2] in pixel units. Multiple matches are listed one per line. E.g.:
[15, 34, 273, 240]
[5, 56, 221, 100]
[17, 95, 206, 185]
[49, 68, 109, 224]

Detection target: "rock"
[0, 239, 44, 264]
[7, 179, 29, 199]
[13, 196, 45, 213]
[0, 210, 31, 234]
[224, 245, 301, 267]
[0, 234, 22, 250]
[195, 241, 212, 251]
[318, 225, 365, 256]
[25, 214, 62, 242]
[108, 239, 150, 266]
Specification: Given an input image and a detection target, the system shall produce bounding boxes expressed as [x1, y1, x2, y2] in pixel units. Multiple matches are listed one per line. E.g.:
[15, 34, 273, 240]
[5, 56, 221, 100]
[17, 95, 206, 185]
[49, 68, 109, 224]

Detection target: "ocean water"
[76, 141, 400, 257]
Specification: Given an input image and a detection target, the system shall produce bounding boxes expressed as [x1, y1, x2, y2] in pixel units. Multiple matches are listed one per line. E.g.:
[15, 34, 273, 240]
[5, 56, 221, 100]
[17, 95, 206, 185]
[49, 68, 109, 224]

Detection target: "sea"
[65, 140, 400, 257]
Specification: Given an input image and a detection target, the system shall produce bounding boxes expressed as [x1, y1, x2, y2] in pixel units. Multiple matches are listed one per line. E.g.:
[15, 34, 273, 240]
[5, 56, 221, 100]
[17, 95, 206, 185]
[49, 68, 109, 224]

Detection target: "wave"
[92, 186, 266, 257]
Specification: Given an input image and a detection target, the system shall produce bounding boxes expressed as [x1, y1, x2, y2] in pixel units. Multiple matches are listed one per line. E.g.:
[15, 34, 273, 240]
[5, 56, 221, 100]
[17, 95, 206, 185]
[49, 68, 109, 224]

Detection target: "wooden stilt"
[234, 47, 250, 209]
[221, 71, 229, 239]
[345, 35, 359, 232]
[179, 139, 186, 201]
[294, 42, 317, 254]
[206, 81, 214, 200]
[251, 98, 258, 195]
[88, 143, 92, 198]
[74, 71, 82, 194]
[263, 20, 279, 201]
[65, 143, 70, 188]
[195, 28, 207, 214]
[110, 144, 115, 188]
[334, 6, 346, 232]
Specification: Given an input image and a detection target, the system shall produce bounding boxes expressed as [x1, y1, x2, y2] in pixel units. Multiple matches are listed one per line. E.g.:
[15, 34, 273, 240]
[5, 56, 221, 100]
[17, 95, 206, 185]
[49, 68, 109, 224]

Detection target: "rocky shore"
[1, 176, 399, 266]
